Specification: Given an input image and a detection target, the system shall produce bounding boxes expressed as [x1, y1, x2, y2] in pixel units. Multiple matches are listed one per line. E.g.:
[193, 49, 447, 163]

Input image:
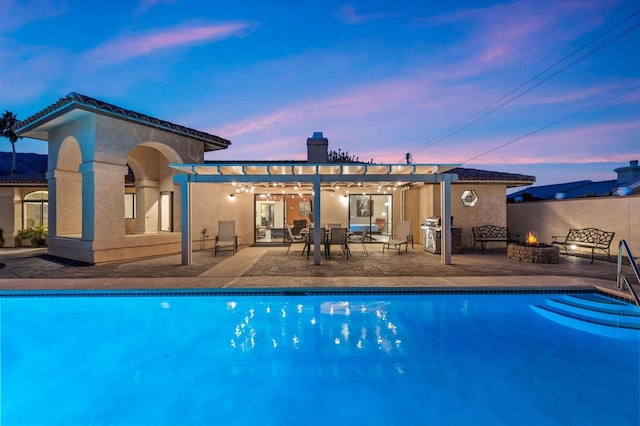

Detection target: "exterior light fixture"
[461, 190, 478, 207]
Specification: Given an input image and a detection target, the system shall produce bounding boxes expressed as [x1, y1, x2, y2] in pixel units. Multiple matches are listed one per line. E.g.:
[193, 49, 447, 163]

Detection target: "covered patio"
[170, 162, 459, 266]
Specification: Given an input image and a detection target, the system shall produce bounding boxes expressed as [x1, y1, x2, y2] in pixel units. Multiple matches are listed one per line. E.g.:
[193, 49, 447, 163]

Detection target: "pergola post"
[177, 175, 192, 265]
[312, 175, 322, 265]
[440, 174, 452, 265]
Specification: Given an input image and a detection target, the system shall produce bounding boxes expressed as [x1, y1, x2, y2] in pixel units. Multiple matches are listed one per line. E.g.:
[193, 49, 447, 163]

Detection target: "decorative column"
[80, 161, 128, 242]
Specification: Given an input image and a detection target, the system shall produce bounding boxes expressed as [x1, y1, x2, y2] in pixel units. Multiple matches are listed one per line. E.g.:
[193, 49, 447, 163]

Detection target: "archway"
[126, 143, 182, 235]
[54, 137, 82, 237]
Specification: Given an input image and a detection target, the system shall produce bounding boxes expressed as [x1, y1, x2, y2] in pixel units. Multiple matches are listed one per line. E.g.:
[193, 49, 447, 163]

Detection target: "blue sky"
[1, 0, 638, 187]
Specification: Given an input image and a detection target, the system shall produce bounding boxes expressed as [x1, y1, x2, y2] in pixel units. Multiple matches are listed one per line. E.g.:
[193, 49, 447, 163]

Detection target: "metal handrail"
[616, 240, 640, 308]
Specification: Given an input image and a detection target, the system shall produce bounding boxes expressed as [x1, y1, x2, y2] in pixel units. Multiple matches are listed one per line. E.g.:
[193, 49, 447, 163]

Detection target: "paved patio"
[0, 244, 636, 302]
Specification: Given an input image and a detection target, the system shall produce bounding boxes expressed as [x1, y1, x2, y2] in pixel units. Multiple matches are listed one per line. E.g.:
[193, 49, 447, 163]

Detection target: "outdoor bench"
[472, 225, 517, 253]
[551, 228, 615, 264]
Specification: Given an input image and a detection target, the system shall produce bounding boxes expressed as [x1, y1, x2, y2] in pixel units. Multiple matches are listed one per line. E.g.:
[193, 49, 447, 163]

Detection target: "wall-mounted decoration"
[356, 198, 372, 217]
[461, 190, 478, 207]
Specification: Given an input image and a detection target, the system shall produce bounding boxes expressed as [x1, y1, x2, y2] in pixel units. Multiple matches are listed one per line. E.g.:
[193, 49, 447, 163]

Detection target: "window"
[23, 191, 48, 228]
[124, 193, 136, 218]
[299, 200, 312, 215]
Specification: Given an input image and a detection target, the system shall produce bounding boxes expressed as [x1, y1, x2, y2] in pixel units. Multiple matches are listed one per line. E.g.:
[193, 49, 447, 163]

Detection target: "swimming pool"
[1, 290, 638, 425]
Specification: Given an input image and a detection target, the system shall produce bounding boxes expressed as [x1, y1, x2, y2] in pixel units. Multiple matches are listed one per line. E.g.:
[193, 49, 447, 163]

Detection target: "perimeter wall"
[507, 195, 640, 256]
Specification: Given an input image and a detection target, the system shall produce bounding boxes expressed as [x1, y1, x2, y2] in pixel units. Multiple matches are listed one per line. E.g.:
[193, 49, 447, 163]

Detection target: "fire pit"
[507, 232, 559, 264]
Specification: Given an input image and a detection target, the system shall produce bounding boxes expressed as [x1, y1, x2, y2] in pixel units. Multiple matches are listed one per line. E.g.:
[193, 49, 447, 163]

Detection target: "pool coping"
[0, 285, 634, 304]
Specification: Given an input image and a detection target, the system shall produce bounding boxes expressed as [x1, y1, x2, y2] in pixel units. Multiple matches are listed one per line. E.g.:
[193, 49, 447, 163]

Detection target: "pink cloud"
[440, 120, 640, 166]
[421, 0, 613, 68]
[85, 22, 252, 66]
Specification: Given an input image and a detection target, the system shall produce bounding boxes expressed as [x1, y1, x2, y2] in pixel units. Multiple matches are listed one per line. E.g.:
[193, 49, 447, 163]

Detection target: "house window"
[23, 190, 48, 228]
[124, 193, 136, 219]
[160, 191, 173, 232]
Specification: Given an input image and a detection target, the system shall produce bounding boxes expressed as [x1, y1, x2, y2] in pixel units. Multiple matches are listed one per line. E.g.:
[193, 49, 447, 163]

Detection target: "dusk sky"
[1, 0, 638, 188]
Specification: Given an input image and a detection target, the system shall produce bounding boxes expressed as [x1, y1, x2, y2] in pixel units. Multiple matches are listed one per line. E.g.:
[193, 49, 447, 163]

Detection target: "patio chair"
[214, 220, 238, 256]
[303, 227, 326, 259]
[327, 227, 350, 259]
[348, 225, 369, 256]
[382, 220, 413, 253]
[286, 225, 306, 254]
[328, 223, 342, 229]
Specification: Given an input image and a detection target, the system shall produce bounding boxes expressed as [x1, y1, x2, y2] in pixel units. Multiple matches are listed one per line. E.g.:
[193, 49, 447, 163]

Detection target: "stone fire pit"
[507, 242, 560, 263]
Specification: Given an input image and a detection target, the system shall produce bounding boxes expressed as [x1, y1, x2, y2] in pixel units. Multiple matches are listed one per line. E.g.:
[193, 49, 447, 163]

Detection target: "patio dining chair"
[327, 227, 350, 259]
[214, 220, 238, 256]
[286, 225, 306, 254]
[348, 225, 369, 256]
[303, 227, 326, 259]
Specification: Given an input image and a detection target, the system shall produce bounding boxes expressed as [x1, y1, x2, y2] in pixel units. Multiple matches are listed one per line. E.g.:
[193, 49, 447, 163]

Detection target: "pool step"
[531, 294, 640, 339]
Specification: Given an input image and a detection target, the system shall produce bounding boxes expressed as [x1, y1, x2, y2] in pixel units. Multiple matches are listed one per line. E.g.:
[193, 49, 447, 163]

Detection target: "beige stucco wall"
[0, 186, 49, 247]
[42, 112, 209, 263]
[508, 195, 640, 255]
[405, 183, 508, 249]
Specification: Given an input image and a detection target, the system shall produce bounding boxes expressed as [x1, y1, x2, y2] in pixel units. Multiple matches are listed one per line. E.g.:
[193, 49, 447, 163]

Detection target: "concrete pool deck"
[0, 244, 636, 301]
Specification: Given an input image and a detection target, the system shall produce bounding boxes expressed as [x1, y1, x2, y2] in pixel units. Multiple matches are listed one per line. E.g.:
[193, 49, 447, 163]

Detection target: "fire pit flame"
[526, 231, 538, 245]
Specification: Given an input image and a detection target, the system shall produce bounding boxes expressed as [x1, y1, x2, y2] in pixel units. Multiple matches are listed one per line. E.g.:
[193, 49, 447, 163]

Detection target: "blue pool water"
[1, 290, 638, 425]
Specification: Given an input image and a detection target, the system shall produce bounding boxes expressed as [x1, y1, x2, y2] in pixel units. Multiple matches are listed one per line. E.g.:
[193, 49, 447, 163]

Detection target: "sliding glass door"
[348, 194, 392, 241]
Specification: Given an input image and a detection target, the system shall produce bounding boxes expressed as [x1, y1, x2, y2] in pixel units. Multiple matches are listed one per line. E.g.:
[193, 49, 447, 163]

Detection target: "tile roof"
[0, 171, 47, 186]
[446, 167, 536, 183]
[15, 92, 231, 151]
[508, 179, 620, 201]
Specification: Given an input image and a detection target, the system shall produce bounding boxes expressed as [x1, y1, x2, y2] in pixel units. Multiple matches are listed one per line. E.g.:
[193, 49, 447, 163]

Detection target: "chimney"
[614, 160, 640, 184]
[307, 131, 328, 163]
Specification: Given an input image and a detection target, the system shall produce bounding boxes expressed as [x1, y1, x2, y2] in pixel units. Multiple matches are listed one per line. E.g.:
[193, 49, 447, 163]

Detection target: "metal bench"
[552, 228, 615, 264]
[472, 225, 517, 253]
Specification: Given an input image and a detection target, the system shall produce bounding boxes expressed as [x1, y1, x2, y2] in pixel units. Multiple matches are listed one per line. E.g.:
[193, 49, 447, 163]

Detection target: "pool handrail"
[616, 240, 640, 308]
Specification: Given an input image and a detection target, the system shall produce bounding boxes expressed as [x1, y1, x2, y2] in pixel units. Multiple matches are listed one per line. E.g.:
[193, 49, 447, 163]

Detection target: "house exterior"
[508, 160, 640, 202]
[12, 92, 535, 264]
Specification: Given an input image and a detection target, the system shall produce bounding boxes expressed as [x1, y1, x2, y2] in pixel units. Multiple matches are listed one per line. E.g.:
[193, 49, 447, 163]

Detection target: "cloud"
[442, 119, 640, 166]
[418, 0, 613, 68]
[335, 3, 396, 24]
[84, 22, 252, 67]
[0, 0, 67, 34]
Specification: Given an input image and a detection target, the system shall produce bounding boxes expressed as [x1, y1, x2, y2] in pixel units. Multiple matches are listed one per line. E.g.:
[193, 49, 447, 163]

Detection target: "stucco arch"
[57, 136, 83, 171]
[126, 142, 182, 234]
[54, 136, 83, 237]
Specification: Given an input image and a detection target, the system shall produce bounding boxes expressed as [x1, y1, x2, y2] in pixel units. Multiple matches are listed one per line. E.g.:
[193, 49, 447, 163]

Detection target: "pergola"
[171, 162, 459, 265]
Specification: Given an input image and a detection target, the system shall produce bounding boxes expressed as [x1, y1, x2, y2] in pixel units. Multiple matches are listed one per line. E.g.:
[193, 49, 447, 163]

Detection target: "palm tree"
[0, 110, 21, 175]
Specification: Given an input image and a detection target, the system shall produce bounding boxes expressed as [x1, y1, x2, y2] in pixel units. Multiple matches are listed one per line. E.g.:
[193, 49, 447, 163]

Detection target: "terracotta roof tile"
[16, 92, 231, 151]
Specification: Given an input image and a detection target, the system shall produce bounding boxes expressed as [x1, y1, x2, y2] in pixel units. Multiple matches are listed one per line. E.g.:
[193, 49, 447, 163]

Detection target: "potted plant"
[15, 228, 33, 247]
[30, 226, 48, 247]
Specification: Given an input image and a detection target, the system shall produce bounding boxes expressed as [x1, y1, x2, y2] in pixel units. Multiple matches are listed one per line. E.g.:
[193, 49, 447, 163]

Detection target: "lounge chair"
[214, 220, 238, 256]
[382, 220, 413, 253]
[348, 225, 369, 256]
[286, 225, 306, 254]
[327, 227, 350, 259]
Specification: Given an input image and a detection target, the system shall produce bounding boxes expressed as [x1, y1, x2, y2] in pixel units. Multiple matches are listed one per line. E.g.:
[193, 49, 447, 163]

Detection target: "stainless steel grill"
[421, 217, 441, 254]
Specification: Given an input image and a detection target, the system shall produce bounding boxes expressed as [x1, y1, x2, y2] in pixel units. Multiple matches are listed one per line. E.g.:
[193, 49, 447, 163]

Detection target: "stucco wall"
[508, 195, 640, 255]
[405, 183, 508, 249]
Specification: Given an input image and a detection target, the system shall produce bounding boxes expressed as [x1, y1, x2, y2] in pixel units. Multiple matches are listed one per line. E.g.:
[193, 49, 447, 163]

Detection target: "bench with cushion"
[472, 225, 517, 253]
[551, 228, 615, 263]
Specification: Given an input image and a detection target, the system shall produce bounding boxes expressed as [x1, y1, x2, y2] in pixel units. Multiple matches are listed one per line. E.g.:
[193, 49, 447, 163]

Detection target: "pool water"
[1, 291, 638, 425]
